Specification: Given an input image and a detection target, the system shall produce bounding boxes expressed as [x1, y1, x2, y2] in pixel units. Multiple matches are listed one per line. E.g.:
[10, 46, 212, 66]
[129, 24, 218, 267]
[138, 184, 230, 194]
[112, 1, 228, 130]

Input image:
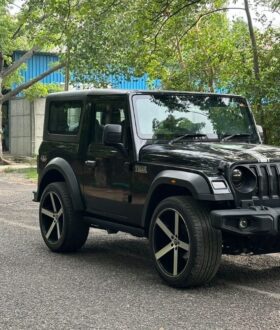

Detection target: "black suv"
[34, 89, 280, 288]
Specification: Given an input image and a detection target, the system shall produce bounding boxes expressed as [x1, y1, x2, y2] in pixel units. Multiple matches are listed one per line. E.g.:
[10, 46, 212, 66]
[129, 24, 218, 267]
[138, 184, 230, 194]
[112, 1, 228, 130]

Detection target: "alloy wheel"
[153, 208, 190, 277]
[41, 191, 64, 243]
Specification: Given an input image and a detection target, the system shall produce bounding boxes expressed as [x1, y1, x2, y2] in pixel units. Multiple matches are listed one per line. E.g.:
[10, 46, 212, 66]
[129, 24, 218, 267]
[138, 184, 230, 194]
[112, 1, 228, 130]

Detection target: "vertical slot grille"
[250, 164, 280, 199]
[250, 166, 259, 195]
[260, 166, 269, 197]
[270, 165, 279, 196]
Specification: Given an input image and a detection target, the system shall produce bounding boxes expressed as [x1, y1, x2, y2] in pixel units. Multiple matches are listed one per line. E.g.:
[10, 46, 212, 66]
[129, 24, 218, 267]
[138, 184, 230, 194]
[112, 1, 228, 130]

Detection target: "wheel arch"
[37, 157, 84, 211]
[141, 170, 212, 234]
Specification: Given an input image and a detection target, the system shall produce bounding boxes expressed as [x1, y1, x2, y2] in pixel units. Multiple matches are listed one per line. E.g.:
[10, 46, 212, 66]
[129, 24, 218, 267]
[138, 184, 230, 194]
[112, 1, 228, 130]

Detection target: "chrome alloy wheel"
[40, 191, 64, 243]
[152, 208, 190, 277]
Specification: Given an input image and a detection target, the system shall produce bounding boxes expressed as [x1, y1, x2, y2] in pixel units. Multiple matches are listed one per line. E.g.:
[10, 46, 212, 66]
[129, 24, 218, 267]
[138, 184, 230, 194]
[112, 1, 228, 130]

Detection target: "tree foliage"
[127, 0, 279, 145]
[24, 82, 63, 101]
[0, 0, 136, 160]
[0, 0, 279, 158]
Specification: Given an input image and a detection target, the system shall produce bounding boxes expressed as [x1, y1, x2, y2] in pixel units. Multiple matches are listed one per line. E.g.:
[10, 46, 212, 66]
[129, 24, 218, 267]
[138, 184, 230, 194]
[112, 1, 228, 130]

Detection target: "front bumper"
[211, 206, 280, 235]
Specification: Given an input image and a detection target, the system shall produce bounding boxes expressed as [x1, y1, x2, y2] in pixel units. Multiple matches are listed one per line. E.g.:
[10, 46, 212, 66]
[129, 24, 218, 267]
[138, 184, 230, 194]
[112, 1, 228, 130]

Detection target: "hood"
[139, 142, 280, 175]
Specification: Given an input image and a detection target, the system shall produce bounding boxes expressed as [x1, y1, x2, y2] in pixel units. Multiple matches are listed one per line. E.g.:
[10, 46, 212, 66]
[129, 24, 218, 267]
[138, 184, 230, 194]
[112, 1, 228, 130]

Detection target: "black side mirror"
[103, 124, 122, 145]
[103, 124, 128, 156]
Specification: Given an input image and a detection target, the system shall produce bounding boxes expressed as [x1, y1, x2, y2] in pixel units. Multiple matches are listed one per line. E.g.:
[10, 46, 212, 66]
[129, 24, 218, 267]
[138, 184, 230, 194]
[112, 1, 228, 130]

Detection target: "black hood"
[139, 142, 280, 175]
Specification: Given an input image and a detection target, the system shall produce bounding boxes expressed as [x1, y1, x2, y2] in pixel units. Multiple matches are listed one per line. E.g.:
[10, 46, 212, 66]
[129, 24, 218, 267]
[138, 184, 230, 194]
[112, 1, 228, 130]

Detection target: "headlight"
[231, 166, 256, 194]
[232, 169, 243, 187]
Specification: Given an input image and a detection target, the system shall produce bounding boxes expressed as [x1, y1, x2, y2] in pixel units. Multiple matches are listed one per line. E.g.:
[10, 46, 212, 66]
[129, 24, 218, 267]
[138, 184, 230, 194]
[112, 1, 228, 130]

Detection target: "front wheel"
[149, 196, 222, 288]
[39, 182, 89, 252]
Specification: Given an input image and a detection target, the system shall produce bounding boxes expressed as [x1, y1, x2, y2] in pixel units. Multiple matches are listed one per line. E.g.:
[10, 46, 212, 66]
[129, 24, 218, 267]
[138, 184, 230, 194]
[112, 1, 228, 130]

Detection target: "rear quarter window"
[48, 100, 82, 135]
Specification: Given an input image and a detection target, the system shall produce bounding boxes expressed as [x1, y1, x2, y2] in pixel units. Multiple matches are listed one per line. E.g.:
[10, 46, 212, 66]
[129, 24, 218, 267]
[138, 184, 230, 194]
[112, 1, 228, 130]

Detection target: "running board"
[83, 216, 145, 237]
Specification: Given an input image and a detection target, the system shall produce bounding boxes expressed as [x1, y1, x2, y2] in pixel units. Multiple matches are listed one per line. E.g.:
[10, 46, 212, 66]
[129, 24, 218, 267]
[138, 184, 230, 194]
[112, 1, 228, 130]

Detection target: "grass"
[4, 167, 38, 181]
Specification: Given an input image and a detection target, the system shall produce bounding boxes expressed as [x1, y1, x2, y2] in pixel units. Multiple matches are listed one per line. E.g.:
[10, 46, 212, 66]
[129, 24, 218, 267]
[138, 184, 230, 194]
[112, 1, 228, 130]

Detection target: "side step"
[83, 216, 146, 237]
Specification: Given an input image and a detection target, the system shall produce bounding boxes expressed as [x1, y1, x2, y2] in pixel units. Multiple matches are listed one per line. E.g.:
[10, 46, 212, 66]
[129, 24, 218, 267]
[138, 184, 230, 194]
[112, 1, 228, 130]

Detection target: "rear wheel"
[149, 196, 222, 287]
[39, 182, 89, 252]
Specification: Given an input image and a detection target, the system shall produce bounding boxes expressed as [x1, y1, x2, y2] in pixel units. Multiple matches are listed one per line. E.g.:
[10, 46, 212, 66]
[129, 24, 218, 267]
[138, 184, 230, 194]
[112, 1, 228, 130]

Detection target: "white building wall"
[9, 97, 46, 156]
[10, 98, 32, 156]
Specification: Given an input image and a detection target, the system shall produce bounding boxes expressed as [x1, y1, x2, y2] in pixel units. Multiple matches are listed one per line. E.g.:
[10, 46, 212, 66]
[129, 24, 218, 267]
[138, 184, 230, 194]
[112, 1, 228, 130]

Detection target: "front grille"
[249, 163, 280, 199]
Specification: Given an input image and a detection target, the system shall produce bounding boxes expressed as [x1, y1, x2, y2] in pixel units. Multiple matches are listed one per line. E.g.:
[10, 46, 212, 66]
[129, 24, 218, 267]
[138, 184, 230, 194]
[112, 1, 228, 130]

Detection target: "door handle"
[85, 160, 97, 168]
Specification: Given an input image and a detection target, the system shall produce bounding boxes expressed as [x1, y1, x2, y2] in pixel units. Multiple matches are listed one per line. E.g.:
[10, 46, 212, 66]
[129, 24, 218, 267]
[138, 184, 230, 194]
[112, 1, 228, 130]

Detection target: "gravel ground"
[1, 173, 280, 329]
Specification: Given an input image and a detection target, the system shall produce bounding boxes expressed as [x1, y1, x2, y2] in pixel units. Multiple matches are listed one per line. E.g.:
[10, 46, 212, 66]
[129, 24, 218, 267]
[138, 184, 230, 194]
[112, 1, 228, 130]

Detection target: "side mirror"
[103, 124, 128, 156]
[256, 125, 264, 142]
[103, 124, 122, 145]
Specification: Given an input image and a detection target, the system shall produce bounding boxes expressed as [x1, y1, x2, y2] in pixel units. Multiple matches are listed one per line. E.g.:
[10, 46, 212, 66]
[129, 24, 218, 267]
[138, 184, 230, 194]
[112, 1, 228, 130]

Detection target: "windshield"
[133, 94, 259, 143]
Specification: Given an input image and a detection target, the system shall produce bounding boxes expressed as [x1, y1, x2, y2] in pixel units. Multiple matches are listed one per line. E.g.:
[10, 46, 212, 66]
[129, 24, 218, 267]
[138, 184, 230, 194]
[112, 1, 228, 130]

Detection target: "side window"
[92, 97, 127, 144]
[48, 100, 82, 135]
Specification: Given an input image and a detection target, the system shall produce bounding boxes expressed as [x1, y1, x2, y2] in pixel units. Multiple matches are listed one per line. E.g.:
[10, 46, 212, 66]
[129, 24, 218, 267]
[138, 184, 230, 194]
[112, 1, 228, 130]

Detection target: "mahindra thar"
[34, 89, 280, 287]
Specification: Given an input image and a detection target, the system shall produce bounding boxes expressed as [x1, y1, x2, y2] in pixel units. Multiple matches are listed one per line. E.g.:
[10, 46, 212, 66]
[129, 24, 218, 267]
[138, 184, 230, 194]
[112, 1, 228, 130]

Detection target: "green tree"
[129, 0, 279, 144]
[0, 0, 68, 161]
[0, 0, 134, 161]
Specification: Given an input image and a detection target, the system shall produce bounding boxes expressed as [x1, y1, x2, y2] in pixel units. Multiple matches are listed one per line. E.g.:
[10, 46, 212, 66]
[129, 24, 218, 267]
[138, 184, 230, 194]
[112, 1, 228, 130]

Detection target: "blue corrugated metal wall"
[108, 73, 161, 90]
[14, 51, 65, 84]
[13, 51, 160, 91]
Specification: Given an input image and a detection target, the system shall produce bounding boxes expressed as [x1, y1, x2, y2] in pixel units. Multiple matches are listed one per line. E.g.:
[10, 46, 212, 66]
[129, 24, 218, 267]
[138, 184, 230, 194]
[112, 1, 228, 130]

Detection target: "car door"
[83, 95, 134, 224]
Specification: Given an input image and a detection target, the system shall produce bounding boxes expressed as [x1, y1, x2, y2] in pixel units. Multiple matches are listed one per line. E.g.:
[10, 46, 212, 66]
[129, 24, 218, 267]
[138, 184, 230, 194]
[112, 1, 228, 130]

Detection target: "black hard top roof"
[47, 89, 244, 99]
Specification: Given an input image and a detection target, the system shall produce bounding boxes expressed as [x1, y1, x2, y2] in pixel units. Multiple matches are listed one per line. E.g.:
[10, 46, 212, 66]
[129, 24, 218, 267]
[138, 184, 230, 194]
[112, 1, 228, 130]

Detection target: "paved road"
[1, 173, 280, 329]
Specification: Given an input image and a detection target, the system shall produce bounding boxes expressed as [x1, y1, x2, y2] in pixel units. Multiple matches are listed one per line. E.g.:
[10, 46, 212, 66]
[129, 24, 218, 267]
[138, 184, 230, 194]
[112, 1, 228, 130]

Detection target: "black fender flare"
[141, 170, 215, 228]
[37, 157, 84, 211]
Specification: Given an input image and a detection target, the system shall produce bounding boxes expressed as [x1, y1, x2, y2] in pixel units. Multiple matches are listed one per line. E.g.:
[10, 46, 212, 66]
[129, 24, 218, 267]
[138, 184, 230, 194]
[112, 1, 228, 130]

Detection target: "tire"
[149, 196, 222, 288]
[39, 182, 89, 252]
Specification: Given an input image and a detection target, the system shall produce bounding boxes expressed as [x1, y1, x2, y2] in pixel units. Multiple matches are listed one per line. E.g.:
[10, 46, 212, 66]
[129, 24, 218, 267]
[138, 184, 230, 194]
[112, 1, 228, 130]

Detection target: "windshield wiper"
[221, 133, 252, 142]
[169, 133, 207, 145]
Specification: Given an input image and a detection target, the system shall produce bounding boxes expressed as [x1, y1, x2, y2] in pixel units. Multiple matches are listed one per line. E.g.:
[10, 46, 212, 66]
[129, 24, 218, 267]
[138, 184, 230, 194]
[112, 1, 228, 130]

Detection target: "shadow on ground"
[40, 234, 280, 290]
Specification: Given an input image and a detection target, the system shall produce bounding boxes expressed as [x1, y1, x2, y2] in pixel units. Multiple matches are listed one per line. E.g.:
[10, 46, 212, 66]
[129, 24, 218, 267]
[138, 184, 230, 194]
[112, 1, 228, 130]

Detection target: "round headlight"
[231, 166, 256, 194]
[232, 169, 243, 186]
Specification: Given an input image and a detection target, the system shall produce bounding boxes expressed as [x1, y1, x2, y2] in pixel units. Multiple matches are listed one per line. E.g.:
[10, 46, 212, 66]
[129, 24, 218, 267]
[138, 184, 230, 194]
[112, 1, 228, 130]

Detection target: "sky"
[228, 0, 280, 29]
